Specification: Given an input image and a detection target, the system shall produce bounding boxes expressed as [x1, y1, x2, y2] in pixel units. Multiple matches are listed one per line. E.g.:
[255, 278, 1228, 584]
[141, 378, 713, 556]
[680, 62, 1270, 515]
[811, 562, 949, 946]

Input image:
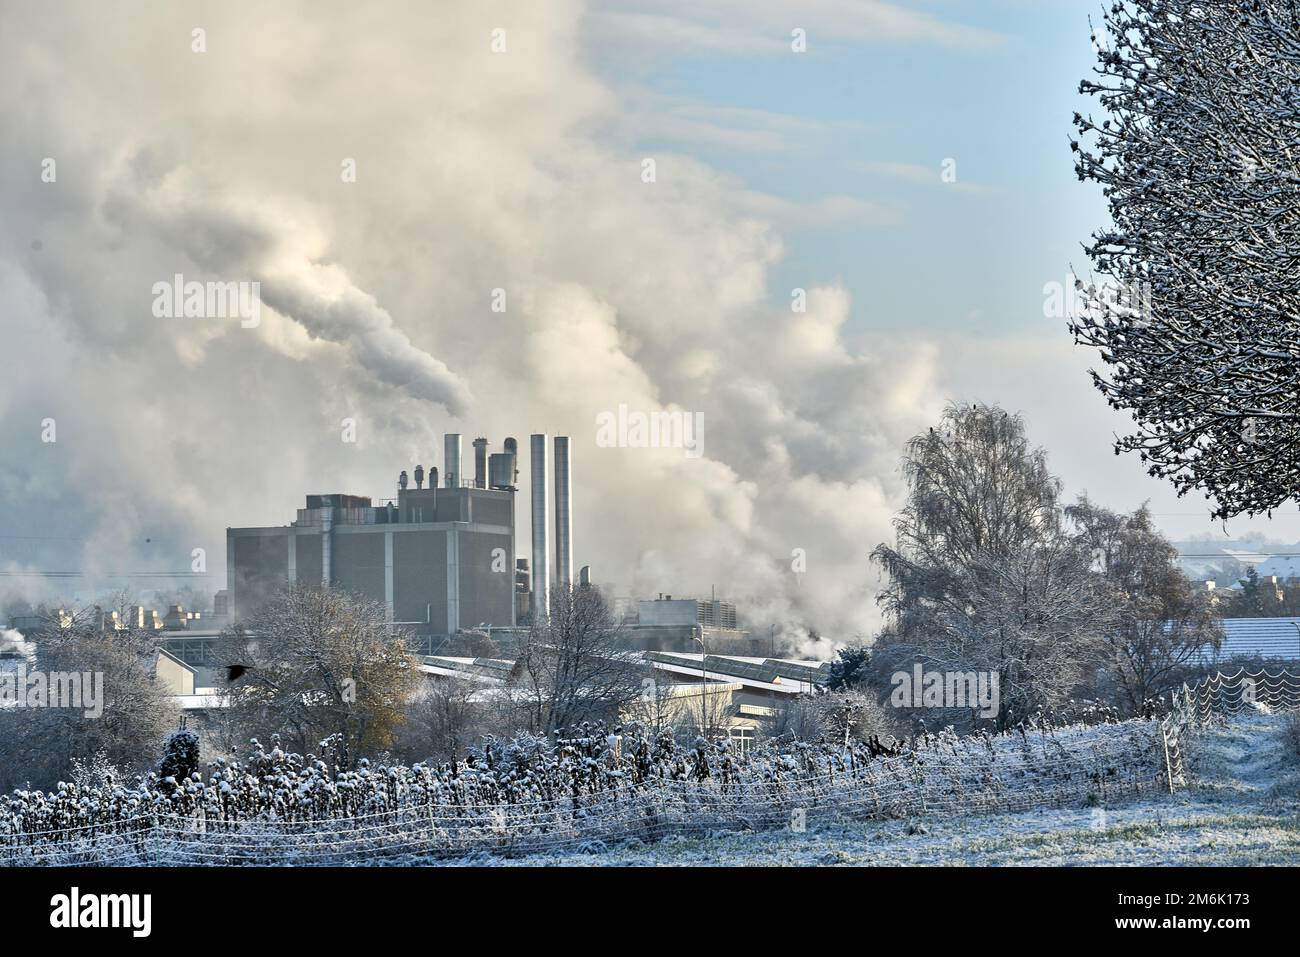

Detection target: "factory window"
[728, 727, 755, 755]
[165, 639, 216, 666]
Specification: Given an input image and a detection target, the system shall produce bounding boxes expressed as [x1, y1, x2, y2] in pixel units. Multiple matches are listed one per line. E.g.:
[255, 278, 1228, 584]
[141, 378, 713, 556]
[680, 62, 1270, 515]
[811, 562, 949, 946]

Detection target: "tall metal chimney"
[444, 433, 462, 488]
[473, 437, 488, 489]
[554, 435, 573, 589]
[530, 434, 550, 622]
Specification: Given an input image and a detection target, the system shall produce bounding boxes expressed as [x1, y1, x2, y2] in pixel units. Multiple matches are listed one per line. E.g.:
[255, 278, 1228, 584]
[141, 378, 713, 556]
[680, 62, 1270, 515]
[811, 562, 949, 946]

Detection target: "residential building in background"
[625, 593, 766, 655]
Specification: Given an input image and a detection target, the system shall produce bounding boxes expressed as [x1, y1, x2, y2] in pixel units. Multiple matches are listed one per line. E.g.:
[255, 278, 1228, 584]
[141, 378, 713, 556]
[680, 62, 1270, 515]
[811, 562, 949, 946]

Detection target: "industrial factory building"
[623, 594, 767, 655]
[227, 432, 576, 654]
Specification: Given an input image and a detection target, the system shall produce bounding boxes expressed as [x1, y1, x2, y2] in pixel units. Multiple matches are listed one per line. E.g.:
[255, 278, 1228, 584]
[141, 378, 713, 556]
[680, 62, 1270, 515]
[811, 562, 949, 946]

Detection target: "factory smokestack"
[473, 437, 488, 489]
[444, 433, 462, 488]
[530, 434, 550, 622]
[554, 435, 572, 589]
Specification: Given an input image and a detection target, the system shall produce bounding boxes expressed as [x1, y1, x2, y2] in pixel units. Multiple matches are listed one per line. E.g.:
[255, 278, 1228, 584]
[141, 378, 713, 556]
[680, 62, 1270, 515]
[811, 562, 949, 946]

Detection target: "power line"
[0, 572, 216, 578]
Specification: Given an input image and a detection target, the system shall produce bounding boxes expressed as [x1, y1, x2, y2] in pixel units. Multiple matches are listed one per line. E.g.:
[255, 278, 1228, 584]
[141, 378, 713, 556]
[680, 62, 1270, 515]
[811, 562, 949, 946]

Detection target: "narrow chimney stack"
[473, 437, 488, 489]
[554, 436, 573, 589]
[444, 433, 462, 488]
[530, 434, 550, 622]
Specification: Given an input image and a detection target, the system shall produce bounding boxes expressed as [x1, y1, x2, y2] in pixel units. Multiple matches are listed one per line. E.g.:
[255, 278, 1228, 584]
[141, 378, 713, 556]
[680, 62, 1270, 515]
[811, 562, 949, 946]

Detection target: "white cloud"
[586, 0, 1005, 63]
[856, 161, 995, 194]
[0, 0, 991, 645]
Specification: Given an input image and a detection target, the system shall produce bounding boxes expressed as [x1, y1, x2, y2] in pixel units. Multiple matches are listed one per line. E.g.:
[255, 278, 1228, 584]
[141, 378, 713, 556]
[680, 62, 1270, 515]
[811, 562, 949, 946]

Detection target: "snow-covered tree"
[393, 675, 495, 763]
[217, 583, 418, 767]
[157, 727, 201, 784]
[1071, 0, 1300, 519]
[827, 644, 871, 691]
[1067, 497, 1222, 713]
[514, 585, 644, 734]
[872, 404, 1112, 729]
[0, 608, 179, 791]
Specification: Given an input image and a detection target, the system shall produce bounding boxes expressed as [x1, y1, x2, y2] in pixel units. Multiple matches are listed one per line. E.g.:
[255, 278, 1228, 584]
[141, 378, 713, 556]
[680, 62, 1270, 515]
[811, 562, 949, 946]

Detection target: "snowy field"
[440, 714, 1300, 866]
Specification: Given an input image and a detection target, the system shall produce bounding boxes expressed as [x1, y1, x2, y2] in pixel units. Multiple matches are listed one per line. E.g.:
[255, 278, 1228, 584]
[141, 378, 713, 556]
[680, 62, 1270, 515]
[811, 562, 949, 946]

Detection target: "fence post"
[1161, 725, 1175, 794]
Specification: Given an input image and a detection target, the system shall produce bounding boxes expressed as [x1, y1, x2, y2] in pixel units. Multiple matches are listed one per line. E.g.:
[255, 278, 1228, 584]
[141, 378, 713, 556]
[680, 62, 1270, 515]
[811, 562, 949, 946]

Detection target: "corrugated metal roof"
[642, 652, 831, 688]
[419, 656, 514, 683]
[1197, 618, 1300, 663]
[763, 658, 832, 685]
[645, 659, 793, 694]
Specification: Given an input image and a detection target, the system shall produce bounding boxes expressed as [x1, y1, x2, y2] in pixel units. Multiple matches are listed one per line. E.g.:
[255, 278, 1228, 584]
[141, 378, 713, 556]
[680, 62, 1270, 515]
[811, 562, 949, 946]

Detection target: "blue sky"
[586, 1, 1103, 338]
[579, 0, 1300, 546]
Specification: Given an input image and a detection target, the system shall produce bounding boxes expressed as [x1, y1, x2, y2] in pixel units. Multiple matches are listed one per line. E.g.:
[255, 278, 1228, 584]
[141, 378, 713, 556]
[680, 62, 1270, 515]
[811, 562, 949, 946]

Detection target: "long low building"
[1197, 617, 1300, 663]
[415, 650, 831, 751]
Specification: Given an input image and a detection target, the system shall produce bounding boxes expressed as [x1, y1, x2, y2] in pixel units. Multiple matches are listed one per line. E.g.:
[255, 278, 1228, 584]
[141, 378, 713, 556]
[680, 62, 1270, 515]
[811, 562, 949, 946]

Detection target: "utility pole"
[692, 624, 708, 737]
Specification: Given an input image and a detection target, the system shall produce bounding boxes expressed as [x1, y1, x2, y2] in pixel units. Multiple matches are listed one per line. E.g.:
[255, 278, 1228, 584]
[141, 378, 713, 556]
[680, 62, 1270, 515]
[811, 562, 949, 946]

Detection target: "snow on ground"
[435, 714, 1300, 866]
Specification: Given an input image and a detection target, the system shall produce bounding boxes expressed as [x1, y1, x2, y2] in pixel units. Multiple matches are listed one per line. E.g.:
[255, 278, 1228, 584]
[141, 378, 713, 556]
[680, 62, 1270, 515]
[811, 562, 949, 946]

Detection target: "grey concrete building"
[623, 594, 764, 653]
[228, 439, 524, 654]
[638, 596, 738, 630]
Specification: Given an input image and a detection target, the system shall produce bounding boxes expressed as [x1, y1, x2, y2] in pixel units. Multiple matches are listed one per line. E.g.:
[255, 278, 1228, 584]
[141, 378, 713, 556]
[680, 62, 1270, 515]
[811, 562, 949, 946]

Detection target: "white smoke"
[100, 169, 472, 417]
[0, 0, 949, 651]
[0, 629, 34, 662]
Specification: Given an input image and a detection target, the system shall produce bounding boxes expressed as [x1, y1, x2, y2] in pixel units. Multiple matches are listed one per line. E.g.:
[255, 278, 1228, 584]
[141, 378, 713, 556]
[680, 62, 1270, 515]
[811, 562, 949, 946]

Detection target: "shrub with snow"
[0, 717, 1168, 866]
[157, 729, 201, 786]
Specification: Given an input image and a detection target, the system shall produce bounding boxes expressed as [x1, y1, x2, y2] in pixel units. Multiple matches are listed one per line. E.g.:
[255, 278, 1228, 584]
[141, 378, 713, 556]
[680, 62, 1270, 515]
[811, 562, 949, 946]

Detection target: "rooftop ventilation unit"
[444, 434, 462, 488]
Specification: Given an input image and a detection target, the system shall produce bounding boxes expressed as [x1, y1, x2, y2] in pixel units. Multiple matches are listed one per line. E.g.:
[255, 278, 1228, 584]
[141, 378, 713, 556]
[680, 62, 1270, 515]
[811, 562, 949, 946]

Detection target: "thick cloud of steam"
[0, 628, 34, 661]
[101, 169, 473, 417]
[0, 0, 947, 653]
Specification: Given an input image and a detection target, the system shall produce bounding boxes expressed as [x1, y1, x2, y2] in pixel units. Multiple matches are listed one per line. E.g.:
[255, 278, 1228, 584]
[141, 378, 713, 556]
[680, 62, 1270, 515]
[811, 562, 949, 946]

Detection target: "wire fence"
[4, 669, 1284, 866]
[1160, 667, 1300, 791]
[4, 715, 1178, 866]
